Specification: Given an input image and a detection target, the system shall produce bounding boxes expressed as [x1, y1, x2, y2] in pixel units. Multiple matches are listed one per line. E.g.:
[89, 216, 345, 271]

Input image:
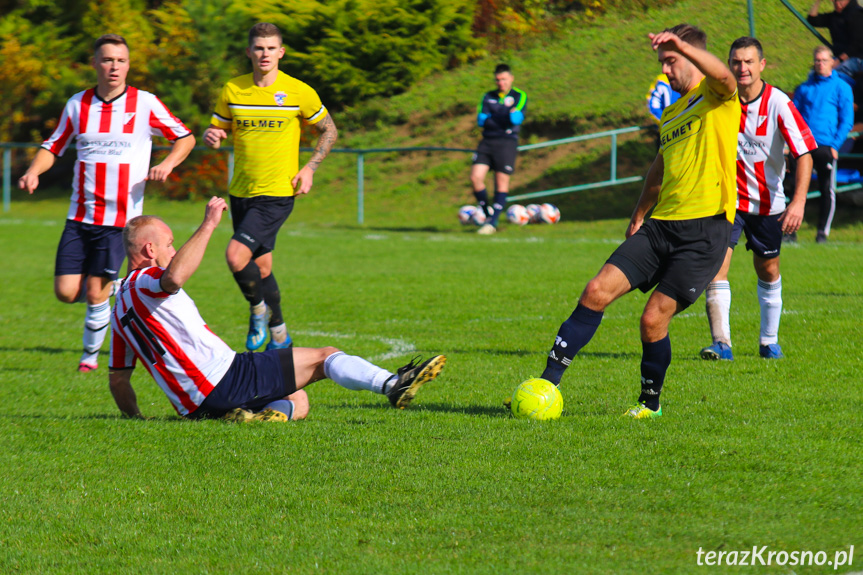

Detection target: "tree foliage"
[1, 0, 480, 142]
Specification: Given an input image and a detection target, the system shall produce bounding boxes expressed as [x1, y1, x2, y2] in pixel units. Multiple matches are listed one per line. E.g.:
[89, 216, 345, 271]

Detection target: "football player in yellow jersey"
[203, 23, 338, 352]
[520, 24, 738, 419]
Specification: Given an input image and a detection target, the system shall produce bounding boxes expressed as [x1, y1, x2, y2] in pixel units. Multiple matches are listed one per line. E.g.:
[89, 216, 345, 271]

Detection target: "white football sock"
[323, 351, 394, 395]
[705, 281, 732, 346]
[250, 301, 267, 317]
[758, 277, 782, 345]
[81, 300, 111, 362]
[269, 323, 289, 344]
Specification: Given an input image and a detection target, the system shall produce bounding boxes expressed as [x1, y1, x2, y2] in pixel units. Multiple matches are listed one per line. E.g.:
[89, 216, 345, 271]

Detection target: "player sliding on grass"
[699, 37, 816, 362]
[107, 197, 445, 421]
[520, 24, 738, 418]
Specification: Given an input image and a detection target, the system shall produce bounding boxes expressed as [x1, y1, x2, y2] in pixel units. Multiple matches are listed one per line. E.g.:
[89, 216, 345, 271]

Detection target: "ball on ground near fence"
[540, 203, 561, 224]
[506, 204, 530, 225]
[526, 203, 542, 223]
[459, 205, 478, 225]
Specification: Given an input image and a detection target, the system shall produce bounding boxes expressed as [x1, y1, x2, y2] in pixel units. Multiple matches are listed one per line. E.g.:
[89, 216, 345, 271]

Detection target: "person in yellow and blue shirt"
[203, 23, 338, 352]
[522, 24, 738, 419]
[470, 63, 527, 235]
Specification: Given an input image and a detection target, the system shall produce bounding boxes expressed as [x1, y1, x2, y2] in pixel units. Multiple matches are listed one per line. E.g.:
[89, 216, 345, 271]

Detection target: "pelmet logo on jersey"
[234, 117, 287, 132]
[661, 115, 703, 149]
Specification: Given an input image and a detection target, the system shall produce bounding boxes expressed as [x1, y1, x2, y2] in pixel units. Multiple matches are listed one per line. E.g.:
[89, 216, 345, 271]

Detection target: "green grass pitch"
[1, 197, 861, 574]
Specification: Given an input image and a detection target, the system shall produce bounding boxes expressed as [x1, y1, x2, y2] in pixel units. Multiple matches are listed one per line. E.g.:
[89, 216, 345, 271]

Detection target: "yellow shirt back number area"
[661, 115, 703, 150]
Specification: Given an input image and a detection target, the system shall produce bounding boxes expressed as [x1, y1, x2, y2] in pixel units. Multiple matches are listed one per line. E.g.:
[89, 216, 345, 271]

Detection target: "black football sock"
[473, 188, 491, 216]
[261, 273, 284, 327]
[489, 191, 508, 227]
[638, 335, 671, 411]
[541, 304, 604, 385]
[232, 261, 263, 306]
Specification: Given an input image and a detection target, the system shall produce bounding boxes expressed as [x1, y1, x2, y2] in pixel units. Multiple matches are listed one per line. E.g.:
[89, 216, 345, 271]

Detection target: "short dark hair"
[124, 215, 166, 255]
[729, 36, 764, 60]
[666, 23, 707, 50]
[249, 23, 282, 45]
[94, 34, 128, 54]
[494, 63, 512, 75]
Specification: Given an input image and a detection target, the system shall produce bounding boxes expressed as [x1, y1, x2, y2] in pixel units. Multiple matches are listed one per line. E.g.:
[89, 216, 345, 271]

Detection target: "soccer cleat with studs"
[700, 342, 734, 361]
[387, 355, 446, 409]
[477, 223, 496, 235]
[622, 402, 662, 419]
[222, 407, 289, 423]
[77, 362, 98, 373]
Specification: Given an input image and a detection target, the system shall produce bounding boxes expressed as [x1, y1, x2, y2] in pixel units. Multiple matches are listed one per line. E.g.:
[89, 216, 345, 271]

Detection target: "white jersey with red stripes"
[736, 82, 817, 216]
[42, 86, 191, 228]
[109, 267, 236, 416]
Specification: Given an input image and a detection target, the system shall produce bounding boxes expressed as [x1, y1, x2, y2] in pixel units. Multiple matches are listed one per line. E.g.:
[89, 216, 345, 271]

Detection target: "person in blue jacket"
[792, 45, 855, 242]
[469, 64, 528, 235]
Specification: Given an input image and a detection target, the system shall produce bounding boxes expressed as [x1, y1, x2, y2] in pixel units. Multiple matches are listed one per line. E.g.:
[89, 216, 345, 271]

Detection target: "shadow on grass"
[320, 401, 508, 418]
[0, 346, 83, 355]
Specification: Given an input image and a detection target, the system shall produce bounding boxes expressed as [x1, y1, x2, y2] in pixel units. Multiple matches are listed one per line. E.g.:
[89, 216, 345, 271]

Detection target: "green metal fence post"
[357, 152, 365, 225]
[748, 0, 756, 38]
[610, 132, 618, 182]
[3, 148, 10, 213]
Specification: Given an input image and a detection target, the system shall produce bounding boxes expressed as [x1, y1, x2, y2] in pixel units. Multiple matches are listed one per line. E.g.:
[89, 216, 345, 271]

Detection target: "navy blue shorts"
[54, 219, 125, 279]
[473, 138, 518, 175]
[729, 211, 782, 259]
[607, 214, 731, 309]
[230, 195, 295, 259]
[189, 347, 297, 419]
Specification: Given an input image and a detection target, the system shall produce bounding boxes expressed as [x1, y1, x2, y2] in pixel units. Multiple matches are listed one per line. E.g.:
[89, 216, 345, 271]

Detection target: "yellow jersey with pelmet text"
[211, 71, 327, 198]
[653, 79, 738, 223]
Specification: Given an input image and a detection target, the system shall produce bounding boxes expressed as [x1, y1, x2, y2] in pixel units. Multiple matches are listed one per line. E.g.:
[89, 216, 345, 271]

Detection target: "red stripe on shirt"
[781, 102, 818, 158]
[123, 87, 138, 134]
[93, 163, 107, 226]
[128, 288, 200, 412]
[756, 85, 772, 137]
[74, 166, 87, 221]
[149, 95, 186, 140]
[114, 163, 130, 227]
[754, 160, 770, 215]
[48, 117, 75, 155]
[739, 103, 748, 133]
[99, 101, 113, 133]
[736, 159, 750, 212]
[79, 89, 94, 133]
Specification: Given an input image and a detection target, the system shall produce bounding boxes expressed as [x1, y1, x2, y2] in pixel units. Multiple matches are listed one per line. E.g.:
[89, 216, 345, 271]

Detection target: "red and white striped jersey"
[42, 87, 191, 228]
[109, 267, 236, 416]
[736, 83, 817, 216]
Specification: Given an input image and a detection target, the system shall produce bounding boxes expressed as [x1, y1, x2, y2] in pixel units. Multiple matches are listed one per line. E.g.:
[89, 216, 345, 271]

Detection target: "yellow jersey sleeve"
[211, 84, 233, 130]
[652, 80, 739, 223]
[298, 81, 327, 125]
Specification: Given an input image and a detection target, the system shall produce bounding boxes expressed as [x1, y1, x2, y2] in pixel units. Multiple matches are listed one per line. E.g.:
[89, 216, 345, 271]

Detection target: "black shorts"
[54, 219, 125, 279]
[189, 347, 297, 419]
[230, 195, 295, 259]
[607, 214, 732, 309]
[729, 211, 782, 259]
[473, 138, 518, 175]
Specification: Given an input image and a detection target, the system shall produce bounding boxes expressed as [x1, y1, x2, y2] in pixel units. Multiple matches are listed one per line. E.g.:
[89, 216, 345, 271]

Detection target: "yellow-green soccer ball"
[510, 378, 563, 421]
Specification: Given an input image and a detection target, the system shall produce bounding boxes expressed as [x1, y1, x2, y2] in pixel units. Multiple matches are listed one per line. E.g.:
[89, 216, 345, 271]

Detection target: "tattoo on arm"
[307, 115, 338, 172]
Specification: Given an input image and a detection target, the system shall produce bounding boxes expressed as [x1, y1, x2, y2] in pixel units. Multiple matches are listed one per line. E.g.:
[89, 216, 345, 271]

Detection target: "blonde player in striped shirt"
[700, 37, 816, 361]
[18, 34, 195, 372]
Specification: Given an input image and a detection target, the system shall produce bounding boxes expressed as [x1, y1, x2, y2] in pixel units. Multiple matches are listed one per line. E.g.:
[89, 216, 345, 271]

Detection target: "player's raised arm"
[650, 30, 737, 99]
[292, 114, 338, 195]
[161, 197, 228, 293]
